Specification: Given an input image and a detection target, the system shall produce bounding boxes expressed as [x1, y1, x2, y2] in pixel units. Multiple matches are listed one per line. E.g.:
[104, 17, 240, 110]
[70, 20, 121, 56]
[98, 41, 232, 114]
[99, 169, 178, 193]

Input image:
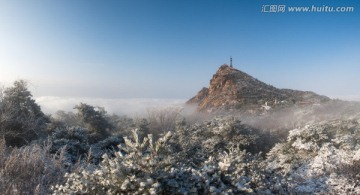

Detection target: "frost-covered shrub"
[49, 127, 90, 164]
[52, 123, 273, 194]
[266, 118, 360, 194]
[171, 117, 263, 164]
[149, 149, 263, 194]
[161, 148, 269, 194]
[88, 136, 124, 164]
[52, 129, 173, 194]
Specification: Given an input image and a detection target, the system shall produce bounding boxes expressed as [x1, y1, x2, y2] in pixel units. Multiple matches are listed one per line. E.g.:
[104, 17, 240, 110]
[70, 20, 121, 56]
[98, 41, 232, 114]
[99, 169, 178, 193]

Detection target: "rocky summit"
[187, 64, 330, 113]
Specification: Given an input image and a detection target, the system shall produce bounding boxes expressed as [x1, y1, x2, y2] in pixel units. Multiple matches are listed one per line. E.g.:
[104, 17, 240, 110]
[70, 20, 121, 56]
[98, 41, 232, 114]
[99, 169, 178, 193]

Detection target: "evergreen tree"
[74, 103, 112, 143]
[0, 80, 49, 146]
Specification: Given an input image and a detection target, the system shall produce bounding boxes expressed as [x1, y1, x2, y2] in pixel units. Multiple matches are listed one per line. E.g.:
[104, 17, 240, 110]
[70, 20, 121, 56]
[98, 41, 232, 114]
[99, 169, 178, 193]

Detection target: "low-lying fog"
[36, 96, 360, 133]
[36, 96, 186, 117]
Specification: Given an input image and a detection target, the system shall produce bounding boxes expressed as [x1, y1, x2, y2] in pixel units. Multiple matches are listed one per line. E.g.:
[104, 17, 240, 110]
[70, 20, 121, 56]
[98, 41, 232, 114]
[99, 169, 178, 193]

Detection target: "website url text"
[261, 5, 355, 13]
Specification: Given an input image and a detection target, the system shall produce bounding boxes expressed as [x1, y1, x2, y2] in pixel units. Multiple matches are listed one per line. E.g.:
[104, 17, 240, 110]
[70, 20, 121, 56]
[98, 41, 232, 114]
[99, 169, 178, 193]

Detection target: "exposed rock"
[187, 64, 330, 113]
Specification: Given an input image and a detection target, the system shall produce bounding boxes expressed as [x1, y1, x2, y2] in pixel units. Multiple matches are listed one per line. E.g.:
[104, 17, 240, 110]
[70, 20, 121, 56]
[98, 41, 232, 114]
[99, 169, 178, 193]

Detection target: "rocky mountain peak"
[187, 64, 330, 113]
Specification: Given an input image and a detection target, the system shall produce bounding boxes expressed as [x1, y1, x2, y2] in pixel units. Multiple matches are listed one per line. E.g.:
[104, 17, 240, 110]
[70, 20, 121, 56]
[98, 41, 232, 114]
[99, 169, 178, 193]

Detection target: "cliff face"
[187, 64, 330, 113]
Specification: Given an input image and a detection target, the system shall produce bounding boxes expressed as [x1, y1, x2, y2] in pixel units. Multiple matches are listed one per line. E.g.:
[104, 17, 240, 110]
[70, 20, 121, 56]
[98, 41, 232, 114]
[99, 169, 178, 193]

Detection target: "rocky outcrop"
[187, 64, 330, 113]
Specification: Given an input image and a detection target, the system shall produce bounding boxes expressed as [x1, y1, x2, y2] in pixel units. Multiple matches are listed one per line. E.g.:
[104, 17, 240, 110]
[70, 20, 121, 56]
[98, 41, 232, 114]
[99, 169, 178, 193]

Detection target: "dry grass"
[0, 139, 67, 195]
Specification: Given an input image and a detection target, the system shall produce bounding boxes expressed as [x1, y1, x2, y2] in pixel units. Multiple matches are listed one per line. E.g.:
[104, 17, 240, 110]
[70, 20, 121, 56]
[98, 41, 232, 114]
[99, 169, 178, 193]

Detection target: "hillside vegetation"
[1, 80, 360, 194]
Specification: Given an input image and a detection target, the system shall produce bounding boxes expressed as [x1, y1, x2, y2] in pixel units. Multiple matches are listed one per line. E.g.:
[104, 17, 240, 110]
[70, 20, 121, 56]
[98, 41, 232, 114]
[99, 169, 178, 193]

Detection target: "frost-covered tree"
[0, 80, 49, 146]
[74, 103, 113, 143]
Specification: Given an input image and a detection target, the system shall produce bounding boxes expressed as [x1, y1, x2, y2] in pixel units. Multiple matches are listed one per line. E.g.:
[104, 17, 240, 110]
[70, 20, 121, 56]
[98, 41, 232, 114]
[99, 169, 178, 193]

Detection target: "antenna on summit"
[230, 56, 233, 68]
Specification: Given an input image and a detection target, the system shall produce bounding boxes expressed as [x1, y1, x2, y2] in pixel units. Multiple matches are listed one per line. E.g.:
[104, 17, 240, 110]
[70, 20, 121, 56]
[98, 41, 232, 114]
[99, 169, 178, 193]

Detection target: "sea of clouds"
[330, 95, 360, 102]
[35, 96, 186, 117]
[35, 95, 360, 118]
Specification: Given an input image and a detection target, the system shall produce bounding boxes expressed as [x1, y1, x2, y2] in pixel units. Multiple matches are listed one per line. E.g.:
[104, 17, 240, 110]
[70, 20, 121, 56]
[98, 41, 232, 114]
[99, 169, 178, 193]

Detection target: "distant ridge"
[187, 64, 330, 113]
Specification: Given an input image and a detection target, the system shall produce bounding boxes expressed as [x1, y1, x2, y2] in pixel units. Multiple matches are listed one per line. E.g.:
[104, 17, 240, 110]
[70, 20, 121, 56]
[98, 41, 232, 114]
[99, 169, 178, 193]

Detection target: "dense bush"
[88, 135, 124, 164]
[266, 118, 360, 194]
[52, 129, 173, 194]
[52, 118, 274, 194]
[51, 115, 360, 194]
[49, 126, 125, 165]
[170, 117, 272, 164]
[49, 127, 90, 165]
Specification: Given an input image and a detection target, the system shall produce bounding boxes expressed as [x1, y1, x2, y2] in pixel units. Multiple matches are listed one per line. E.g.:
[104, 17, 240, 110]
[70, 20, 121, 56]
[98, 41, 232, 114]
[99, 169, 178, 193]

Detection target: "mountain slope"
[187, 64, 330, 113]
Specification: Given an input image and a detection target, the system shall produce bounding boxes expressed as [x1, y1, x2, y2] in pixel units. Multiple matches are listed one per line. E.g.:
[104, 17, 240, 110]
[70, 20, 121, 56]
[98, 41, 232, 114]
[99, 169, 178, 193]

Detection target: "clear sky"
[0, 0, 359, 100]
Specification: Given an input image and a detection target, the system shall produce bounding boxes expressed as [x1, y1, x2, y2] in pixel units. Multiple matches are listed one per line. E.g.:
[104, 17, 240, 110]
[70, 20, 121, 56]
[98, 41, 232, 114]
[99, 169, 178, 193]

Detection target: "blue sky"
[0, 0, 359, 99]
